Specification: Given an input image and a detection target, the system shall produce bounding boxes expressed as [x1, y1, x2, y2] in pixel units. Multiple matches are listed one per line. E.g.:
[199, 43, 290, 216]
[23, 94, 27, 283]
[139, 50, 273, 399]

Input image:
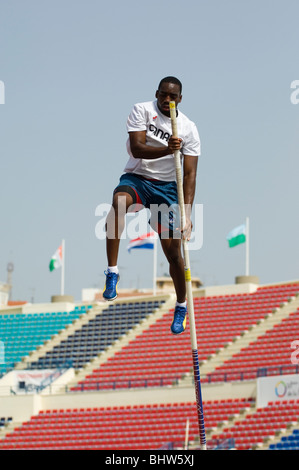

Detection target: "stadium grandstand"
[0, 278, 298, 451]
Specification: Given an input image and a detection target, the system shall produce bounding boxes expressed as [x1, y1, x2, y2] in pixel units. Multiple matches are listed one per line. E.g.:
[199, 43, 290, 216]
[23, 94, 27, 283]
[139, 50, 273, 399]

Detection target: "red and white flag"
[127, 232, 157, 253]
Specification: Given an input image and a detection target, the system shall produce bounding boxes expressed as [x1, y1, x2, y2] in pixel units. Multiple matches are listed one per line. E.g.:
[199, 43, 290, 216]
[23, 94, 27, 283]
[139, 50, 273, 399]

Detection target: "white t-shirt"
[124, 100, 201, 182]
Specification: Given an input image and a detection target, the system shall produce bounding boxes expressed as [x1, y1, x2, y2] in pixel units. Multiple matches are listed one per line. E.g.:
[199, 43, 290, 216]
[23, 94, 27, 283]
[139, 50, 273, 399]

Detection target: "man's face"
[155, 82, 182, 117]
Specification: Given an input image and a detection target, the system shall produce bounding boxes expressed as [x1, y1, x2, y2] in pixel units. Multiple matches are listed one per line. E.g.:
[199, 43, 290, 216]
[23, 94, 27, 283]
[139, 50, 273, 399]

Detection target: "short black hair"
[158, 76, 182, 94]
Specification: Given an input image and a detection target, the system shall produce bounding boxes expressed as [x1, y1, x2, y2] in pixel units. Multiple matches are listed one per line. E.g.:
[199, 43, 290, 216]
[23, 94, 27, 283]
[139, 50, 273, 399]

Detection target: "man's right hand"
[168, 136, 182, 154]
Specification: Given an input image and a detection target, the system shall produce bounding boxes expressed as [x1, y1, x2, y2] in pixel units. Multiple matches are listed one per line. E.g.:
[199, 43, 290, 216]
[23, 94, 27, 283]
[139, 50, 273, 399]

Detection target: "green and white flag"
[49, 245, 63, 272]
[226, 224, 246, 248]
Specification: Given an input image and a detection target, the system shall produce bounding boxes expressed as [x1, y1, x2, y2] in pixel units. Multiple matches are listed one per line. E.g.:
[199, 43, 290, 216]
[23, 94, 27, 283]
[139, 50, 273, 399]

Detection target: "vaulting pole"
[169, 101, 206, 450]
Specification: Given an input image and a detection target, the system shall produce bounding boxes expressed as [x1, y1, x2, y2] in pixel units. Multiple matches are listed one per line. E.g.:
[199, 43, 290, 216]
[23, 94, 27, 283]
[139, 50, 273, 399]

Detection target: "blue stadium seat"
[0, 307, 92, 373]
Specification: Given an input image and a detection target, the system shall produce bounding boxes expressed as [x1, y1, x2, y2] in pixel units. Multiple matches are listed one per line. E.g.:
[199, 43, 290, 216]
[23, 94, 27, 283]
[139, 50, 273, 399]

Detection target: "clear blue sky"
[0, 0, 298, 302]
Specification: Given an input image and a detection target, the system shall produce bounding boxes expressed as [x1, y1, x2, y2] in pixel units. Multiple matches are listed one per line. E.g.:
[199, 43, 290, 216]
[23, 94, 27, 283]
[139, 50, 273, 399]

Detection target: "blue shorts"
[113, 173, 180, 237]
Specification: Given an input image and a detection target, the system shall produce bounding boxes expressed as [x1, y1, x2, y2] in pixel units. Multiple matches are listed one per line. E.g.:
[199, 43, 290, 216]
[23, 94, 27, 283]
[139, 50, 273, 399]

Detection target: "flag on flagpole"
[127, 232, 158, 295]
[127, 232, 157, 253]
[226, 224, 246, 248]
[49, 245, 63, 272]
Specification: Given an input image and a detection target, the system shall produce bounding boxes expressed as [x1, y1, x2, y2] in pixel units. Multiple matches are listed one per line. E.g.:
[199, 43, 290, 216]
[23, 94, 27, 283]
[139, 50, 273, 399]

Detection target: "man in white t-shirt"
[103, 77, 201, 335]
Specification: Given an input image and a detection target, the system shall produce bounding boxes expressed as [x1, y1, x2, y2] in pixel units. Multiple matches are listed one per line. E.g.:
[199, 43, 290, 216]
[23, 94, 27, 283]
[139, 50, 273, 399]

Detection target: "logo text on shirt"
[149, 124, 170, 142]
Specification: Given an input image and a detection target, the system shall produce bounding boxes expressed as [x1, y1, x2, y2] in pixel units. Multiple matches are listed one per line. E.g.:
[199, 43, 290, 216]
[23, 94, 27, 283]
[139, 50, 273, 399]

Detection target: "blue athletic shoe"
[170, 305, 188, 335]
[103, 270, 120, 301]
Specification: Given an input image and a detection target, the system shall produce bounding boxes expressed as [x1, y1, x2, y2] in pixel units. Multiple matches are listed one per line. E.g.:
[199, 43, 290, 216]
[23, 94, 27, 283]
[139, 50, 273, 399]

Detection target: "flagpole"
[245, 217, 249, 276]
[61, 239, 65, 296]
[153, 237, 157, 296]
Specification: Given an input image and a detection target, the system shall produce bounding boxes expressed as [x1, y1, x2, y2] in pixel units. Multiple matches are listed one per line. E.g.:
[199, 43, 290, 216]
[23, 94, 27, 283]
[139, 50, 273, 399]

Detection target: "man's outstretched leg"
[103, 193, 133, 300]
[160, 237, 188, 335]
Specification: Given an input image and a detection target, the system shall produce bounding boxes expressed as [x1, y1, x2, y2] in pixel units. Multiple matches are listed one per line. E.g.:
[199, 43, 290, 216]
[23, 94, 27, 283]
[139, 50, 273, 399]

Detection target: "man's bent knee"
[112, 192, 133, 212]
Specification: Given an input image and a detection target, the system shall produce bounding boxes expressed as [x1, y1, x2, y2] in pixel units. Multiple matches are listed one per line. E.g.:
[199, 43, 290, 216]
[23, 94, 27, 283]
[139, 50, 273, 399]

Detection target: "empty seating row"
[269, 429, 299, 450]
[73, 284, 299, 391]
[0, 307, 91, 373]
[0, 398, 253, 450]
[28, 300, 164, 371]
[208, 399, 299, 450]
[204, 307, 299, 383]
